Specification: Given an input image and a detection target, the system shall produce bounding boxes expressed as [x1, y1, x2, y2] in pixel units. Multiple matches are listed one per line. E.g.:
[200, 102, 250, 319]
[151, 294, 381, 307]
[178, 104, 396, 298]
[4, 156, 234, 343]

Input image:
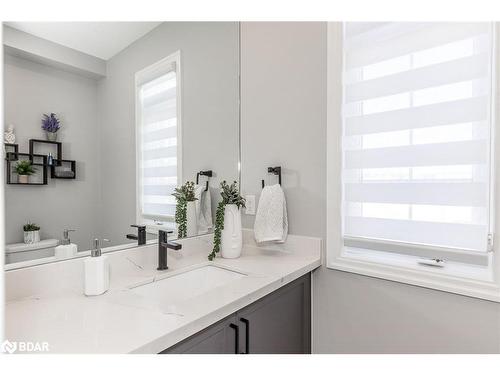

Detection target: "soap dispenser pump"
[54, 229, 77, 259]
[84, 238, 110, 296]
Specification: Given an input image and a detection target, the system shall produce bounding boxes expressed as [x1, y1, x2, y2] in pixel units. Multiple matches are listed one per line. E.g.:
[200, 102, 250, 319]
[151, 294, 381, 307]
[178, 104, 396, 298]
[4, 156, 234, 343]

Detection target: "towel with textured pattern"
[254, 184, 288, 244]
[195, 184, 213, 234]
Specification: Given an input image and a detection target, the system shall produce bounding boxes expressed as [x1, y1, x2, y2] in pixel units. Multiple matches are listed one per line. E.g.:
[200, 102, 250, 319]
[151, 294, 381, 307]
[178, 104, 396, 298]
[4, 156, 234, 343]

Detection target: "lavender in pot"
[41, 113, 61, 141]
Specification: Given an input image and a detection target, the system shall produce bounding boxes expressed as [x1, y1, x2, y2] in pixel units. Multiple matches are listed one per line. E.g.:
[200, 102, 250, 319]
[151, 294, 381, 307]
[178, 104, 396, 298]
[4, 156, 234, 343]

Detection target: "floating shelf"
[4, 143, 18, 160]
[5, 153, 48, 185]
[29, 139, 62, 161]
[5, 138, 76, 186]
[50, 159, 76, 179]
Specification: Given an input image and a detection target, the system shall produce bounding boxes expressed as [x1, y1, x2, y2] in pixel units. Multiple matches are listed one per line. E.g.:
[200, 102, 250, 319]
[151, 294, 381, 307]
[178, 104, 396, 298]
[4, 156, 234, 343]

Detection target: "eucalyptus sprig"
[172, 181, 197, 238]
[208, 181, 245, 261]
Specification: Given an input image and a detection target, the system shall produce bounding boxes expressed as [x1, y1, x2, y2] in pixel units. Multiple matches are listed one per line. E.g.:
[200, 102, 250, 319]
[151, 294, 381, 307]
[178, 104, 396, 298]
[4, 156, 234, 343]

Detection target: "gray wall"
[240, 22, 327, 234]
[4, 22, 240, 256]
[3, 54, 101, 251]
[240, 21, 500, 353]
[98, 22, 240, 245]
[3, 25, 106, 79]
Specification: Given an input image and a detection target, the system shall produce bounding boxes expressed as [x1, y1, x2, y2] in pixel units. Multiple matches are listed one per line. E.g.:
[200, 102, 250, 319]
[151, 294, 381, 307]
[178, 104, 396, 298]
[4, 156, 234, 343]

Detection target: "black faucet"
[157, 230, 182, 270]
[126, 225, 146, 246]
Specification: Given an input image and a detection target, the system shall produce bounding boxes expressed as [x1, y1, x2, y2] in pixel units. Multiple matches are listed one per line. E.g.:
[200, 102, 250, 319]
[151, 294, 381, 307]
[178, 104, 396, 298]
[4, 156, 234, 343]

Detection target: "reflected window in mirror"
[136, 51, 181, 232]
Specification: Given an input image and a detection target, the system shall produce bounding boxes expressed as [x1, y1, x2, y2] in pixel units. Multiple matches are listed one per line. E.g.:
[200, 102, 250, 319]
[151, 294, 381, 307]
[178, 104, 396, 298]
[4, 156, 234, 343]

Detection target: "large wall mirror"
[3, 22, 240, 269]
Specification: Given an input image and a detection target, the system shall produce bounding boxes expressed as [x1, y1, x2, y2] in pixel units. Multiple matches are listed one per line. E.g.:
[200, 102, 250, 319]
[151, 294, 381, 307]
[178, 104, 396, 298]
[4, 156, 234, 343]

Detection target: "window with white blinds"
[342, 23, 495, 263]
[136, 52, 181, 223]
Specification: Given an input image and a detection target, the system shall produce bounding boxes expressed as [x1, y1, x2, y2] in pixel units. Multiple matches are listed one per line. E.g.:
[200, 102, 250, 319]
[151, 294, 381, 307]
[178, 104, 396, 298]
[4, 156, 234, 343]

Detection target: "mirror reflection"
[3, 22, 240, 268]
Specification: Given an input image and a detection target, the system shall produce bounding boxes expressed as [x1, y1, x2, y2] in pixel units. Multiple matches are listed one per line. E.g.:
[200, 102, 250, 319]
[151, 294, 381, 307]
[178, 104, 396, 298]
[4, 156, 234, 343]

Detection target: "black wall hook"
[261, 166, 282, 188]
[196, 170, 213, 191]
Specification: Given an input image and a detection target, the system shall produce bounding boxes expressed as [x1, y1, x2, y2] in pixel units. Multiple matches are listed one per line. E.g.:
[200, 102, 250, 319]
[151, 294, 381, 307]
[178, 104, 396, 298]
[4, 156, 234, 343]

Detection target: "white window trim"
[327, 23, 500, 302]
[135, 51, 183, 228]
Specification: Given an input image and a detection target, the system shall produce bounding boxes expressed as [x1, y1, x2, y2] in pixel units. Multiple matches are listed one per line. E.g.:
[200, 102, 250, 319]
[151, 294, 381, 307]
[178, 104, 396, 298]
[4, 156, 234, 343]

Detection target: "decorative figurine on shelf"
[4, 124, 16, 144]
[41, 113, 61, 141]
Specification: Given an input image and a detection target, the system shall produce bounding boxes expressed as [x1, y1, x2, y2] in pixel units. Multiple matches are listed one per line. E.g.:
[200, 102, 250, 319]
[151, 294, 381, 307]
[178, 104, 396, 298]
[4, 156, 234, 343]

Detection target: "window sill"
[328, 251, 500, 302]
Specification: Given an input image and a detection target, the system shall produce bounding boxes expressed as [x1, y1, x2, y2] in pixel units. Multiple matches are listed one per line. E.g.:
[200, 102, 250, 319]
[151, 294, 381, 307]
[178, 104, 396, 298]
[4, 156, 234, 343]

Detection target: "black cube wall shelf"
[51, 159, 76, 179]
[5, 138, 76, 186]
[4, 143, 18, 160]
[5, 153, 48, 185]
[29, 139, 62, 161]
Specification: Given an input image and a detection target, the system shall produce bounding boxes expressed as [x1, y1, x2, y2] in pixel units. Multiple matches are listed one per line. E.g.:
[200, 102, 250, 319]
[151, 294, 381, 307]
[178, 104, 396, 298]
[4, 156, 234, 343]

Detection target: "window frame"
[135, 51, 182, 230]
[327, 22, 500, 302]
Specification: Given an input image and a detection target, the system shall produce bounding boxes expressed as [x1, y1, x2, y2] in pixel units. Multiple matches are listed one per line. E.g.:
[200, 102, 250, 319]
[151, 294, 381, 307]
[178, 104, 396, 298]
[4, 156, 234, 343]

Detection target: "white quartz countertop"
[5, 233, 321, 353]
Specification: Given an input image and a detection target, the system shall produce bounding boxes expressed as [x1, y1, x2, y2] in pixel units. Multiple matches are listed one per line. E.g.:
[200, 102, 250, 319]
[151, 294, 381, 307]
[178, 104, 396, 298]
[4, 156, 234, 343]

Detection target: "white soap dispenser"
[84, 238, 110, 296]
[54, 229, 77, 259]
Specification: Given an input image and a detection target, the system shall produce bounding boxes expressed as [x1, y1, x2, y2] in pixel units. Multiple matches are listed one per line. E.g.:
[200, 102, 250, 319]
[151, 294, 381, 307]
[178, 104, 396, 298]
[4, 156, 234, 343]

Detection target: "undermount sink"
[129, 265, 246, 306]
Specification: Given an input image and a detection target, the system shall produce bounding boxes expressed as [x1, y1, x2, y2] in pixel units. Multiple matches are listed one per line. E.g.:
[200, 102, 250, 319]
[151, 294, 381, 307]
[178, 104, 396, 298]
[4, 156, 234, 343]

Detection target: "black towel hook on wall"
[261, 166, 281, 188]
[196, 170, 213, 191]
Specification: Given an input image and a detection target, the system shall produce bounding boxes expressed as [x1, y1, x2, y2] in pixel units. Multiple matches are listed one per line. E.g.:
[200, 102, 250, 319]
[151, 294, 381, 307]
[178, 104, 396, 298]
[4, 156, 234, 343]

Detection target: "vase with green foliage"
[172, 181, 198, 238]
[13, 160, 37, 184]
[208, 181, 246, 261]
[23, 222, 41, 244]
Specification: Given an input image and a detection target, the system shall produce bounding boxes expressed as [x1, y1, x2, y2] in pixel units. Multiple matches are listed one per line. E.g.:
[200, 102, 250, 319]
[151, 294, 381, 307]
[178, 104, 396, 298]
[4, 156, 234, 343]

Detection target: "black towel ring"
[196, 170, 213, 191]
[261, 166, 281, 188]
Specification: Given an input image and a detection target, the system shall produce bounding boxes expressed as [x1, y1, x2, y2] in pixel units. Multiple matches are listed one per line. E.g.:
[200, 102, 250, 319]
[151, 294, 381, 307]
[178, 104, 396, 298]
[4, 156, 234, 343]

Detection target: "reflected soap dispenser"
[84, 238, 110, 296]
[54, 229, 77, 259]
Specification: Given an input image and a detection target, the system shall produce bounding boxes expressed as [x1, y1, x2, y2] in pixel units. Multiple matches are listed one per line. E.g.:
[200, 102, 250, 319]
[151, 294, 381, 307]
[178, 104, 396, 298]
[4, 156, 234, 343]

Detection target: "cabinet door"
[160, 315, 238, 354]
[237, 273, 311, 354]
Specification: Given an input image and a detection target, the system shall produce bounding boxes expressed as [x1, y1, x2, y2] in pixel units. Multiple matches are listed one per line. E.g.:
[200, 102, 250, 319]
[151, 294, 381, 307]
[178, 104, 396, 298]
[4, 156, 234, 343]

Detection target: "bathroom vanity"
[163, 273, 311, 354]
[4, 231, 321, 353]
[3, 22, 318, 355]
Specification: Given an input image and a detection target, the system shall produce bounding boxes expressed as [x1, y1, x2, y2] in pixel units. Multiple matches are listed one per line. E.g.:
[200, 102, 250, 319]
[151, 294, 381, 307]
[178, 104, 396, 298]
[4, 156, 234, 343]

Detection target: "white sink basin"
[130, 265, 246, 306]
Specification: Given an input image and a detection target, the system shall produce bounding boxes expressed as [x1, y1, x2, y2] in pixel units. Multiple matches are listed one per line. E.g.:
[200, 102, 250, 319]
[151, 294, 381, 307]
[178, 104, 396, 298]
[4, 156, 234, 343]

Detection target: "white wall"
[240, 21, 500, 354]
[3, 54, 101, 252]
[98, 22, 240, 245]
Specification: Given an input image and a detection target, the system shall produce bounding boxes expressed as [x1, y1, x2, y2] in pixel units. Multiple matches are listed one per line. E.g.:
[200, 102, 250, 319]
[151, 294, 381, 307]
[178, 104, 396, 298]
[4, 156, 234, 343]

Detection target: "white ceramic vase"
[24, 230, 40, 244]
[221, 204, 243, 259]
[186, 201, 198, 237]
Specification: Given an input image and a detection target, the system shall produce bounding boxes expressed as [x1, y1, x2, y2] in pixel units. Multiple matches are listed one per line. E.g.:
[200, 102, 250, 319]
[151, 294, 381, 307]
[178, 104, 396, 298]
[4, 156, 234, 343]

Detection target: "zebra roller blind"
[137, 58, 179, 220]
[342, 23, 494, 255]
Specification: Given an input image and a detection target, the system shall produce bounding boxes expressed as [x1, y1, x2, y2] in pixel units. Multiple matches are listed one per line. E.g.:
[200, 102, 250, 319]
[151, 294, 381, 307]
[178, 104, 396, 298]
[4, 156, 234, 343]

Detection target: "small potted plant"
[41, 113, 61, 141]
[23, 222, 41, 244]
[13, 160, 37, 184]
[208, 181, 246, 260]
[172, 181, 198, 238]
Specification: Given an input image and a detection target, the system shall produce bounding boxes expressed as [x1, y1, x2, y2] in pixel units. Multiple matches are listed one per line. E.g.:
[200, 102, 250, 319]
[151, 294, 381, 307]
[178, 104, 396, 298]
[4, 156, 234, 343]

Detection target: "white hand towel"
[194, 184, 213, 235]
[254, 184, 288, 244]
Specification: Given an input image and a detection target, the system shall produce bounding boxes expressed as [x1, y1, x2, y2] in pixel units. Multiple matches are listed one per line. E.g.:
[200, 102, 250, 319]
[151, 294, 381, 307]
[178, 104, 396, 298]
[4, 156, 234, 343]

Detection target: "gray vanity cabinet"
[236, 273, 311, 354]
[161, 273, 311, 354]
[162, 315, 239, 354]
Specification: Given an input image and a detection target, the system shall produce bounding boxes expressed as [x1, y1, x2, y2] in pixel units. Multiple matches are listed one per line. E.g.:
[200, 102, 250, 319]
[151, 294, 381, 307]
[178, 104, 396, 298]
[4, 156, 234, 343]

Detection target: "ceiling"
[5, 22, 162, 60]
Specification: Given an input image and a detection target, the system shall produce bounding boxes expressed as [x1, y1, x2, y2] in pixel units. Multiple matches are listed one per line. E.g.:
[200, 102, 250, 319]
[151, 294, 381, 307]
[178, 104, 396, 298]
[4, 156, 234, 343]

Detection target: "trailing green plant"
[23, 222, 40, 232]
[208, 181, 246, 261]
[14, 160, 37, 176]
[172, 181, 197, 238]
